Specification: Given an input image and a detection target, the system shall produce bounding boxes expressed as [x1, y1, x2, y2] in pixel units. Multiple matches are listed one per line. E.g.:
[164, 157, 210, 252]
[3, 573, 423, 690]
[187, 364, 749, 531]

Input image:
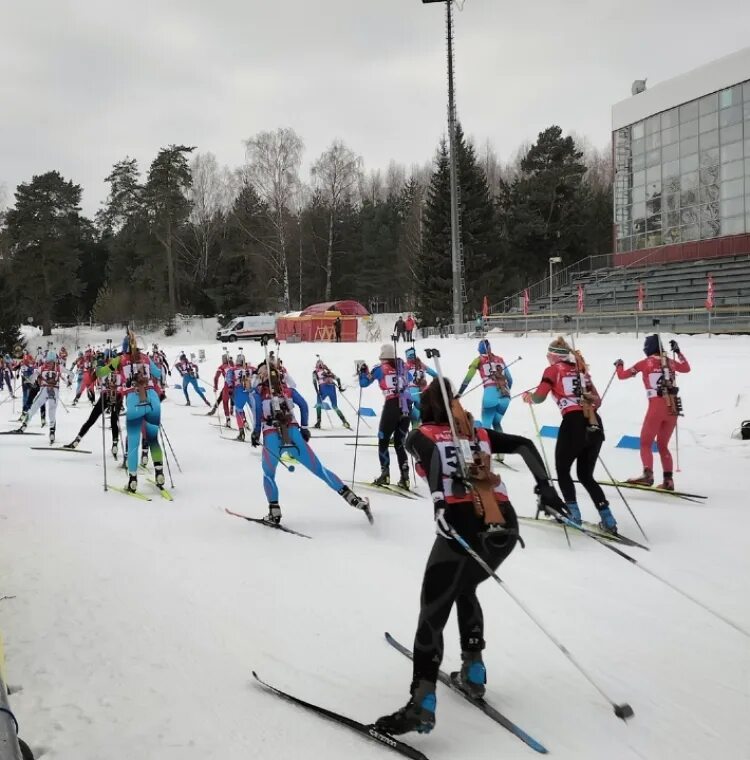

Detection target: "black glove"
[614, 359, 624, 367]
[669, 340, 680, 354]
[250, 431, 260, 447]
[358, 362, 368, 374]
[337, 379, 344, 391]
[534, 483, 570, 520]
[300, 427, 311, 442]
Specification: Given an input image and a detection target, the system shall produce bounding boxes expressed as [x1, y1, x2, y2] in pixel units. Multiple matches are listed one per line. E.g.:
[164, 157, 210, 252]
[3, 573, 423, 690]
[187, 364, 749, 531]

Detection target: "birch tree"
[311, 139, 362, 300]
[244, 128, 304, 312]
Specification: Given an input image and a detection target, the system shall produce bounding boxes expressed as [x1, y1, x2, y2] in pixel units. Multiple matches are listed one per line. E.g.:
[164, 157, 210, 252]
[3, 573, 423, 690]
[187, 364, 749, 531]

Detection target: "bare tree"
[311, 139, 362, 300]
[385, 160, 406, 199]
[188, 152, 238, 280]
[479, 138, 500, 197]
[244, 127, 304, 311]
[359, 168, 383, 205]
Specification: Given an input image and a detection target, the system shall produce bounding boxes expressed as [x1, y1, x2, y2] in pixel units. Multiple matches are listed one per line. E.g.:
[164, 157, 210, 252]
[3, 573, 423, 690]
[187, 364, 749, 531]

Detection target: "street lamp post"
[422, 0, 463, 336]
[549, 256, 562, 334]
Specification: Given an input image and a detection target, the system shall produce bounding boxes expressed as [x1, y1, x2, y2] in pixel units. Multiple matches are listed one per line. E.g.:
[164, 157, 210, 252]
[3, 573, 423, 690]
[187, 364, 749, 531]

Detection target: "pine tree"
[0, 264, 23, 354]
[4, 171, 85, 335]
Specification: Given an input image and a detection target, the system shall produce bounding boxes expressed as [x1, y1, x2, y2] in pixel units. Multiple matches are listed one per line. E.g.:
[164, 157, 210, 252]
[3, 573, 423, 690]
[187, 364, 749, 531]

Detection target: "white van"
[216, 315, 277, 343]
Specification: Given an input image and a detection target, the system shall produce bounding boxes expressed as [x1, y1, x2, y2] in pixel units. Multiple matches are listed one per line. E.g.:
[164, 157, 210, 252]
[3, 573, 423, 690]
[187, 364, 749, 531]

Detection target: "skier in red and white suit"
[615, 334, 690, 491]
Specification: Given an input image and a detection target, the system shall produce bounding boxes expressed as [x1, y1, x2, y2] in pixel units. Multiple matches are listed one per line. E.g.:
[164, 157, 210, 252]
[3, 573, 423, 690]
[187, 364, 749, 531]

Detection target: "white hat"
[379, 344, 395, 360]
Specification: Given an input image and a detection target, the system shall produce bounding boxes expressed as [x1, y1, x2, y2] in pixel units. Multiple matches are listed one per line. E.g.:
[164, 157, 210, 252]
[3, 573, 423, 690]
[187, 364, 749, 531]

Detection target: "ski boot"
[373, 470, 390, 487]
[140, 450, 149, 468]
[64, 436, 81, 450]
[597, 503, 618, 534]
[236, 429, 246, 442]
[71, 398, 78, 407]
[566, 502, 582, 525]
[154, 463, 165, 487]
[659, 472, 675, 491]
[454, 651, 487, 699]
[312, 420, 322, 429]
[396, 466, 410, 491]
[186, 400, 191, 407]
[374, 680, 436, 736]
[494, 453, 505, 464]
[207, 402, 218, 416]
[342, 420, 351, 430]
[339, 486, 371, 513]
[49, 426, 56, 445]
[111, 441, 118, 460]
[127, 474, 138, 493]
[264, 502, 282, 525]
[41, 417, 46, 428]
[627, 467, 654, 487]
[225, 418, 232, 428]
[203, 397, 211, 407]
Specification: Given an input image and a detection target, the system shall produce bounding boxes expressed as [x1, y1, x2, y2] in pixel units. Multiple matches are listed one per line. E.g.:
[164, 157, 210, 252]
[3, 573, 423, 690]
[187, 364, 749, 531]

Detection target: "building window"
[699, 111, 718, 133]
[680, 119, 699, 138]
[721, 142, 743, 164]
[680, 136, 699, 156]
[664, 227, 680, 244]
[661, 108, 679, 129]
[632, 137, 645, 154]
[723, 159, 744, 181]
[722, 216, 746, 236]
[632, 121, 645, 140]
[633, 170, 645, 187]
[662, 142, 679, 163]
[719, 85, 742, 109]
[700, 165, 719, 186]
[721, 178, 744, 199]
[699, 93, 718, 115]
[646, 115, 661, 134]
[632, 152, 646, 171]
[700, 184, 719, 203]
[700, 147, 719, 167]
[721, 122, 743, 145]
[662, 159, 680, 180]
[681, 223, 700, 241]
[720, 105, 742, 128]
[680, 101, 699, 123]
[721, 196, 745, 218]
[700, 129, 719, 150]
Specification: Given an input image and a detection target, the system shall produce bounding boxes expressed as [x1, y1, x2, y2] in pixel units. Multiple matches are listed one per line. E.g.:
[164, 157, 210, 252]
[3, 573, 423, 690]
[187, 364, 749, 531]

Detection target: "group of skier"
[1, 329, 691, 743]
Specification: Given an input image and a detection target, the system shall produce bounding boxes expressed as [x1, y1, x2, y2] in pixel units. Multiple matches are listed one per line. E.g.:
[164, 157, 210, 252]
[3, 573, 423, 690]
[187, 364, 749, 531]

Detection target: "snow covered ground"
[2, 329, 749, 760]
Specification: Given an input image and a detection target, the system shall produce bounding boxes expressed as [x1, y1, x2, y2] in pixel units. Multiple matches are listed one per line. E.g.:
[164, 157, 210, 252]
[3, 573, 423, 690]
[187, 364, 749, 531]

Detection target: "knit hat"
[546, 339, 571, 363]
[643, 334, 660, 356]
[379, 344, 396, 360]
[478, 339, 491, 355]
[405, 347, 416, 359]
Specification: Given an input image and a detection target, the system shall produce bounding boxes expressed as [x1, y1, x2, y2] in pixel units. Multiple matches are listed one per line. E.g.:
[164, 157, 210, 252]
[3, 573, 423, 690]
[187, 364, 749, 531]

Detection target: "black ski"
[30, 446, 92, 454]
[384, 632, 548, 754]
[224, 508, 312, 539]
[354, 481, 419, 501]
[252, 671, 429, 760]
[518, 516, 649, 551]
[1, 429, 43, 435]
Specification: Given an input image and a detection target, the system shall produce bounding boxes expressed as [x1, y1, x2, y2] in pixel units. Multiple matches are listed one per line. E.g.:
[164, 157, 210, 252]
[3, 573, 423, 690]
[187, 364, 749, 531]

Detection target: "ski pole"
[350, 385, 364, 487]
[509, 386, 538, 401]
[672, 350, 681, 473]
[545, 506, 749, 640]
[101, 392, 108, 493]
[529, 403, 570, 548]
[599, 367, 618, 403]
[596, 455, 649, 543]
[263, 442, 296, 472]
[159, 423, 183, 473]
[160, 429, 175, 488]
[447, 523, 634, 720]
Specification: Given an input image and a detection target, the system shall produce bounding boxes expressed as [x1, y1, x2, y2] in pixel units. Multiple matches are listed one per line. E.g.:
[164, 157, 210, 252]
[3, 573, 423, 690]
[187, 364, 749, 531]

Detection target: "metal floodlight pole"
[423, 0, 463, 336]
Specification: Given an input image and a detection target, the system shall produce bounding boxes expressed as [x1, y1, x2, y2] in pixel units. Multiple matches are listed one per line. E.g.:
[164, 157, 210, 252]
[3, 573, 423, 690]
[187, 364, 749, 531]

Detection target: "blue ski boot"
[456, 651, 486, 699]
[566, 502, 582, 525]
[374, 680, 436, 735]
[598, 503, 618, 534]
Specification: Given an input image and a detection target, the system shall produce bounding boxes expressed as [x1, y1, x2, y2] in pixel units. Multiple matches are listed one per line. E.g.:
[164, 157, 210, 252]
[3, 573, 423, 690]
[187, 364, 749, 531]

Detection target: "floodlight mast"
[422, 0, 463, 336]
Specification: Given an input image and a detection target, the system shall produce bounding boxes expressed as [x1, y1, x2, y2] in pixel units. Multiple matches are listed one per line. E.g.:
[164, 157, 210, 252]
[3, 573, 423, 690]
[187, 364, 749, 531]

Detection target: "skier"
[19, 350, 70, 443]
[358, 344, 412, 489]
[64, 363, 122, 456]
[0, 354, 14, 396]
[456, 339, 513, 435]
[210, 353, 235, 424]
[522, 337, 617, 533]
[250, 359, 370, 524]
[232, 354, 256, 441]
[404, 314, 416, 342]
[72, 348, 96, 406]
[404, 346, 437, 425]
[374, 379, 568, 735]
[151, 344, 171, 377]
[18, 351, 44, 424]
[112, 333, 165, 494]
[312, 357, 350, 430]
[175, 352, 210, 407]
[615, 334, 691, 491]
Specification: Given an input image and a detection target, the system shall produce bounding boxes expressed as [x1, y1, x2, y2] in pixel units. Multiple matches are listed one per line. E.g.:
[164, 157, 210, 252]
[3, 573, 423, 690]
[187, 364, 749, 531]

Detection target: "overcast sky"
[1, 0, 749, 216]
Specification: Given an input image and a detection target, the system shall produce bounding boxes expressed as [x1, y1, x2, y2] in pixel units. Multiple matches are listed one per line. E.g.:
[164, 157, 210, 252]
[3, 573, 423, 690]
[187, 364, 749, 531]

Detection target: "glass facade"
[614, 78, 750, 252]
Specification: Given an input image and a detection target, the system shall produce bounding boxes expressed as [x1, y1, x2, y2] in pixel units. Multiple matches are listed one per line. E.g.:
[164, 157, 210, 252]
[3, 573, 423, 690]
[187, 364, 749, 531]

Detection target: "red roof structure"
[299, 300, 369, 317]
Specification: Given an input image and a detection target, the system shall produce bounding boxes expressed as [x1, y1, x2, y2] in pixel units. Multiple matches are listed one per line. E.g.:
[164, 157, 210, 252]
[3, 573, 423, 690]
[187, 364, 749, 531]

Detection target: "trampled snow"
[2, 330, 749, 760]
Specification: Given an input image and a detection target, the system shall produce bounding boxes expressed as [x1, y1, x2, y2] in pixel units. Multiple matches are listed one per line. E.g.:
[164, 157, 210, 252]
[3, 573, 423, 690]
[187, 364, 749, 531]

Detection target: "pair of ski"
[254, 632, 547, 759]
[601, 479, 706, 504]
[109, 478, 174, 502]
[518, 515, 648, 550]
[355, 481, 420, 501]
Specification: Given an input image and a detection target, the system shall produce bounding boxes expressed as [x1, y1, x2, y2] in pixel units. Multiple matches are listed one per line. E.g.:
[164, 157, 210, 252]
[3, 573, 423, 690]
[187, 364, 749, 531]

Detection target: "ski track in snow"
[2, 329, 750, 759]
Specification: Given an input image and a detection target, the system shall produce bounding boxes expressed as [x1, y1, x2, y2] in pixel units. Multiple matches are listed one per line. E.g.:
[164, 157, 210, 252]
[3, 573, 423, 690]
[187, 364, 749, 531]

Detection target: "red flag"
[522, 288, 530, 316]
[705, 274, 715, 310]
[637, 282, 645, 312]
[482, 295, 489, 318]
[577, 284, 584, 314]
